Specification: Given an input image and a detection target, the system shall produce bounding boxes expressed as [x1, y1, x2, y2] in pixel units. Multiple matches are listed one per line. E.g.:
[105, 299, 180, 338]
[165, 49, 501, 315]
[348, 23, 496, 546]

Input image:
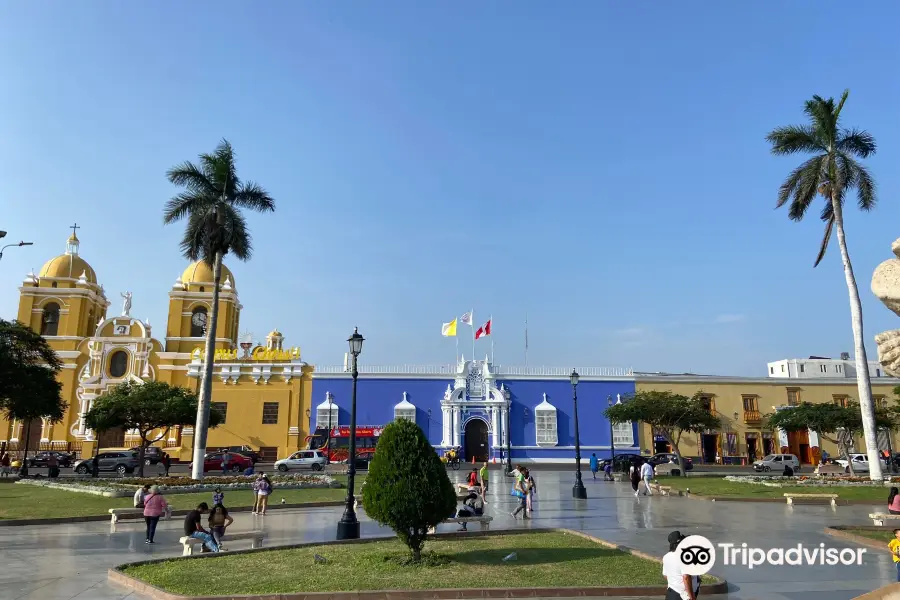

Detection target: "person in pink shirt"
[889, 487, 900, 515]
[143, 485, 169, 544]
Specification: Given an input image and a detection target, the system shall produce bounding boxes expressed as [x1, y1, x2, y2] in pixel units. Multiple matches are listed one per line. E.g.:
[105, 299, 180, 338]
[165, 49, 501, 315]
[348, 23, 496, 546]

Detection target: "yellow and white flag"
[441, 319, 458, 337]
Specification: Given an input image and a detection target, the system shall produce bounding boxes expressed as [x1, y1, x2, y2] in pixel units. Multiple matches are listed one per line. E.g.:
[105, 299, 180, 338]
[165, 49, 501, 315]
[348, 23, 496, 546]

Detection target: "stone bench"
[869, 513, 900, 526]
[109, 506, 172, 524]
[428, 516, 493, 533]
[649, 483, 673, 496]
[815, 464, 846, 476]
[354, 493, 468, 511]
[784, 493, 838, 507]
[178, 530, 266, 556]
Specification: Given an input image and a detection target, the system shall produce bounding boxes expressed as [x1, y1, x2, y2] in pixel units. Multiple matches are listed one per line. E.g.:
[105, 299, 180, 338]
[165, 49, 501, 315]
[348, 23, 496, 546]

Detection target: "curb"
[824, 526, 892, 551]
[681, 494, 879, 505]
[108, 528, 728, 599]
[0, 501, 346, 527]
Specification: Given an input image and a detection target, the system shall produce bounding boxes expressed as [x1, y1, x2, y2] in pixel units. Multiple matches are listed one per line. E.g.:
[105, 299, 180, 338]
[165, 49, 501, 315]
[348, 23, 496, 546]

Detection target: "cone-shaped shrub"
[362, 418, 456, 561]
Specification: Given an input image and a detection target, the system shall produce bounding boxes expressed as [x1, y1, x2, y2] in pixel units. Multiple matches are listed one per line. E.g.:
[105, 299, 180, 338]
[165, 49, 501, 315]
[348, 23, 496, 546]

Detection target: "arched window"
[109, 350, 128, 378]
[190, 307, 208, 337]
[41, 303, 60, 336]
[534, 393, 558, 447]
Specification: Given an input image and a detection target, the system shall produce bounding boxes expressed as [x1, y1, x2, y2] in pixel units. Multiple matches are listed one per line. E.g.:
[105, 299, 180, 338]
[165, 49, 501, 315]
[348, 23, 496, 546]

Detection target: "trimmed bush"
[362, 419, 456, 561]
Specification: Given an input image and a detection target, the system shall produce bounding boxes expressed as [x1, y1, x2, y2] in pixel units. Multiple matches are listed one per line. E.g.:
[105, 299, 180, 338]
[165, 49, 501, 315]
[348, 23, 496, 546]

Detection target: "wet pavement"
[0, 469, 890, 599]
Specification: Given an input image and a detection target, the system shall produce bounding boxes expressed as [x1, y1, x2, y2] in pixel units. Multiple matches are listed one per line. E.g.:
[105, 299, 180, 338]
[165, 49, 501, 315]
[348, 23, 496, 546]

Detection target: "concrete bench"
[178, 530, 266, 556]
[354, 493, 469, 511]
[109, 506, 172, 524]
[784, 493, 838, 507]
[428, 515, 493, 533]
[649, 483, 673, 496]
[869, 513, 900, 526]
[815, 464, 846, 476]
[457, 483, 483, 492]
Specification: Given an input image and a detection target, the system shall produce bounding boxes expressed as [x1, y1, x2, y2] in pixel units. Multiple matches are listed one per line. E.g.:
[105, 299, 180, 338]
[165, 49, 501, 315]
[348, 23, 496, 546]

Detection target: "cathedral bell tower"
[165, 260, 241, 354]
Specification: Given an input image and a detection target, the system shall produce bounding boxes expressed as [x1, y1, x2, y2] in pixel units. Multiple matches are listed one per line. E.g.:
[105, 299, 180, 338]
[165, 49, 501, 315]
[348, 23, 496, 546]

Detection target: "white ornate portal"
[440, 358, 510, 450]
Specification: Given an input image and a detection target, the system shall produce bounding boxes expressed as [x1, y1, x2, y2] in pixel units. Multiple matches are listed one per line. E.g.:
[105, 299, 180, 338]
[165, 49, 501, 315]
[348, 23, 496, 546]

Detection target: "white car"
[752, 453, 801, 473]
[835, 453, 872, 473]
[275, 450, 327, 472]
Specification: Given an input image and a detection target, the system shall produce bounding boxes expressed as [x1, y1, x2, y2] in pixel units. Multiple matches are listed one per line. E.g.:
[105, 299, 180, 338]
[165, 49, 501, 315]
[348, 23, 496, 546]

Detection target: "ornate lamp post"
[570, 369, 587, 499]
[327, 393, 334, 464]
[0, 240, 33, 262]
[608, 395, 615, 471]
[336, 327, 364, 540]
[504, 386, 513, 475]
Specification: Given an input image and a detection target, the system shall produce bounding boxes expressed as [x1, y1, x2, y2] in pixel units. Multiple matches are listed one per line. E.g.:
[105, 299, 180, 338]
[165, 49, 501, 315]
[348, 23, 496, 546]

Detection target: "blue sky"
[1, 3, 899, 375]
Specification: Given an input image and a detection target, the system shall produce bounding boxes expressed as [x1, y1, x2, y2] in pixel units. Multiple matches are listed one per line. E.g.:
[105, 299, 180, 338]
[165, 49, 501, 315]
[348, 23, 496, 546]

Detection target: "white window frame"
[316, 392, 339, 430]
[534, 393, 558, 447]
[612, 422, 634, 447]
[394, 392, 416, 422]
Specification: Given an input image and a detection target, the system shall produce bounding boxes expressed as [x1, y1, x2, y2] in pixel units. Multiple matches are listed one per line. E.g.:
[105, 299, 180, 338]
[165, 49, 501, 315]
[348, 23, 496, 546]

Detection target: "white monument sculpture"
[871, 239, 900, 376]
[120, 291, 132, 317]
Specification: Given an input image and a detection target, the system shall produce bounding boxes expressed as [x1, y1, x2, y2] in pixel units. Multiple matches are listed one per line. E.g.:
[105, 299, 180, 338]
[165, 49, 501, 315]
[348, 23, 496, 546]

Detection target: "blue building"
[311, 359, 638, 463]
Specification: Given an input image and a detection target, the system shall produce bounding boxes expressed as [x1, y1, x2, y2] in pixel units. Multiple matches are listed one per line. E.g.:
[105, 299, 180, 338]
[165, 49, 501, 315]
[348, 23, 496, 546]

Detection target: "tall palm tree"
[766, 90, 882, 480]
[163, 139, 275, 480]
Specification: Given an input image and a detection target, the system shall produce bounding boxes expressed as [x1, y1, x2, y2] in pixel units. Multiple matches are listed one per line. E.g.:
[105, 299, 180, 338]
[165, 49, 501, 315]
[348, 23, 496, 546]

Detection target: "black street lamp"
[504, 387, 513, 475]
[336, 327, 364, 540]
[570, 369, 587, 499]
[0, 240, 33, 262]
[608, 395, 616, 471]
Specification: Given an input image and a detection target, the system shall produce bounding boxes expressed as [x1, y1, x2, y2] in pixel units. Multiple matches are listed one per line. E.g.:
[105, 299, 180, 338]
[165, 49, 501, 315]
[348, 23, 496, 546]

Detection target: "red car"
[191, 452, 253, 473]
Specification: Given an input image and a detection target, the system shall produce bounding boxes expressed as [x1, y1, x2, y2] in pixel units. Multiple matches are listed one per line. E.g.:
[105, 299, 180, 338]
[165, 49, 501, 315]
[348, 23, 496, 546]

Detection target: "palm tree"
[163, 139, 275, 480]
[766, 90, 882, 480]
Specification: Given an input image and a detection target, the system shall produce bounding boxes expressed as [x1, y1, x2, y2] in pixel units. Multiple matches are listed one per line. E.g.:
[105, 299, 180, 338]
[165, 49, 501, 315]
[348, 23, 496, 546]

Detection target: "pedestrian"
[889, 487, 900, 515]
[662, 530, 697, 600]
[889, 528, 900, 582]
[208, 503, 234, 551]
[456, 490, 484, 531]
[161, 453, 171, 477]
[630, 461, 641, 495]
[47, 453, 60, 478]
[639, 460, 654, 496]
[590, 453, 598, 480]
[466, 468, 479, 489]
[251, 474, 263, 514]
[184, 502, 219, 552]
[143, 485, 168, 544]
[479, 461, 489, 495]
[212, 487, 224, 506]
[1, 452, 10, 478]
[509, 467, 529, 520]
[256, 474, 272, 515]
[525, 469, 537, 513]
[133, 483, 151, 508]
[221, 452, 230, 475]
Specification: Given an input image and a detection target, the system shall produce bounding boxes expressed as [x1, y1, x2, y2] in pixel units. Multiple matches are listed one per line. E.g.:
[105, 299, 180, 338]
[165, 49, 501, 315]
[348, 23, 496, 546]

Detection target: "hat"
[667, 531, 686, 545]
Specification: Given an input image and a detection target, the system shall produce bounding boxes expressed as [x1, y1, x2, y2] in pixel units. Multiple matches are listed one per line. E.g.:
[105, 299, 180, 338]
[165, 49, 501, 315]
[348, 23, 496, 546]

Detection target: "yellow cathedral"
[1, 230, 313, 462]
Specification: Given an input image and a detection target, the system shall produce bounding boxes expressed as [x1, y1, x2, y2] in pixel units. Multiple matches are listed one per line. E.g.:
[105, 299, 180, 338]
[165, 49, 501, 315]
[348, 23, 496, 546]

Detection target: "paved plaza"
[0, 470, 893, 600]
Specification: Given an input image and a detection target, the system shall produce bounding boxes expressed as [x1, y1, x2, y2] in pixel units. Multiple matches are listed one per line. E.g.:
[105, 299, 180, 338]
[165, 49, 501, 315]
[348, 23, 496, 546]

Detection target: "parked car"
[648, 453, 694, 471]
[191, 452, 254, 473]
[275, 450, 327, 472]
[132, 446, 164, 465]
[26, 451, 74, 468]
[73, 451, 141, 476]
[599, 453, 643, 473]
[223, 445, 260, 464]
[835, 453, 874, 473]
[752, 453, 801, 473]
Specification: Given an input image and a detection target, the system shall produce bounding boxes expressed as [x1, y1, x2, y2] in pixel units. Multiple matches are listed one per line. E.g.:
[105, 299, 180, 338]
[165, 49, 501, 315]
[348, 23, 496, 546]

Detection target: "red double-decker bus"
[305, 425, 383, 462]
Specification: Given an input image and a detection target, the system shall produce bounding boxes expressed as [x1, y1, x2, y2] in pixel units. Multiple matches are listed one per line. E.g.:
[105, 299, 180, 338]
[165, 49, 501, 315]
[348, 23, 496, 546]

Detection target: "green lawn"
[840, 528, 896, 544]
[0, 475, 363, 521]
[658, 476, 890, 501]
[121, 532, 665, 595]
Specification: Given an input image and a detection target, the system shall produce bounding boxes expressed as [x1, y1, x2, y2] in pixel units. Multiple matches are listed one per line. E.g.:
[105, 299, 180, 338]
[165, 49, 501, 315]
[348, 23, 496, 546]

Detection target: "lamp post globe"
[570, 369, 587, 499]
[336, 327, 365, 540]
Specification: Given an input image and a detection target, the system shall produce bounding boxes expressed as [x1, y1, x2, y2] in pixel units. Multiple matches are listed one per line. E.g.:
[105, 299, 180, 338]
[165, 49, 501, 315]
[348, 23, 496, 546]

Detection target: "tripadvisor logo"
[676, 535, 866, 572]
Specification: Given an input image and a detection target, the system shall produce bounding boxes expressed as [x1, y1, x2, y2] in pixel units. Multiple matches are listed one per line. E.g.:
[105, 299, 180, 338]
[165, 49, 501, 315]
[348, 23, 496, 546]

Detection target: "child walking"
[525, 470, 537, 513]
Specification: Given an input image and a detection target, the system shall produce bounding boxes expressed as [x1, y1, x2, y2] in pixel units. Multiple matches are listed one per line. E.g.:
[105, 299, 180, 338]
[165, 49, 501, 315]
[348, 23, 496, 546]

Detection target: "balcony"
[743, 410, 762, 423]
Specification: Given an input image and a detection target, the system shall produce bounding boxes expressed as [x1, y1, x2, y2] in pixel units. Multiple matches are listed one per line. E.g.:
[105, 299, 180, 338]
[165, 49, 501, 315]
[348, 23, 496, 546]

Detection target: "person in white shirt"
[662, 531, 698, 600]
[133, 484, 151, 508]
[638, 461, 654, 496]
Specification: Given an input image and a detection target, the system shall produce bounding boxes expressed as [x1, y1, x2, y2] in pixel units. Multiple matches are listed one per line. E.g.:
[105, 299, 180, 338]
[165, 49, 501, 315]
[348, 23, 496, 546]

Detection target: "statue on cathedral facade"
[120, 291, 132, 317]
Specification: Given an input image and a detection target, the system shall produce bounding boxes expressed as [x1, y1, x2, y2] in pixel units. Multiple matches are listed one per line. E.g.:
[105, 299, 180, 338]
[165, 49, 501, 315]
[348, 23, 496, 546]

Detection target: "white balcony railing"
[313, 364, 633, 377]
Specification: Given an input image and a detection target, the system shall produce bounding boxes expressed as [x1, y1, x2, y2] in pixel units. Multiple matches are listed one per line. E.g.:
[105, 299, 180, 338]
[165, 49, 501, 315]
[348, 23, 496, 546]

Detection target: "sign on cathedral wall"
[191, 346, 302, 362]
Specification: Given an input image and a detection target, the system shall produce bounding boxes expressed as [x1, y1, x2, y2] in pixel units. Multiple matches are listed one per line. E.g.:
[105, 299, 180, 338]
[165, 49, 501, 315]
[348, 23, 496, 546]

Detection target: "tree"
[605, 391, 721, 476]
[362, 419, 456, 562]
[765, 402, 893, 475]
[0, 319, 66, 477]
[163, 139, 275, 480]
[83, 381, 220, 477]
[766, 90, 882, 479]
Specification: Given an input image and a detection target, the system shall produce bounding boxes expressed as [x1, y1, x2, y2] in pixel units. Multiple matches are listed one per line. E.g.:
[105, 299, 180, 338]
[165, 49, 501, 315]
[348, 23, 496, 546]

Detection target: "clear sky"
[1, 3, 899, 376]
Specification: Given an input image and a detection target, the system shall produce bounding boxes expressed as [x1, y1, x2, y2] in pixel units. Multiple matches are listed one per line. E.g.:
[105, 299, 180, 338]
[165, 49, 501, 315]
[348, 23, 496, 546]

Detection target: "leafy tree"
[163, 139, 275, 480]
[765, 402, 893, 475]
[84, 381, 219, 477]
[0, 319, 66, 476]
[605, 391, 721, 476]
[766, 90, 882, 479]
[362, 419, 456, 562]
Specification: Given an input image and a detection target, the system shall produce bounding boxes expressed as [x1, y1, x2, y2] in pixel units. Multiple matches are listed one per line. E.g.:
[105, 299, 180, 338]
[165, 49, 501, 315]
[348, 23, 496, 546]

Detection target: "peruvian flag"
[475, 319, 492, 339]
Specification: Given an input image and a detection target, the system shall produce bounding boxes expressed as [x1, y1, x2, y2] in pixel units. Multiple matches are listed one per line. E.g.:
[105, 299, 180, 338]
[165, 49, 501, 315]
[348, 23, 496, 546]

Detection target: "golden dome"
[267, 329, 282, 337]
[39, 232, 97, 283]
[181, 260, 235, 289]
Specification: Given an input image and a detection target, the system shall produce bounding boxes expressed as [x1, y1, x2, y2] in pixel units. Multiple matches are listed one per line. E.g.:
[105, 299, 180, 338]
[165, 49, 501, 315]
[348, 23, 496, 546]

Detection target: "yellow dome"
[181, 260, 235, 289]
[268, 329, 282, 337]
[39, 232, 97, 283]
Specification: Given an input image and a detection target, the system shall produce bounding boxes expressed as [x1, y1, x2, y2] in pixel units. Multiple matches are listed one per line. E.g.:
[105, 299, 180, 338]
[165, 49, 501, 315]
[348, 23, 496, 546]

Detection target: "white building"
[767, 354, 885, 380]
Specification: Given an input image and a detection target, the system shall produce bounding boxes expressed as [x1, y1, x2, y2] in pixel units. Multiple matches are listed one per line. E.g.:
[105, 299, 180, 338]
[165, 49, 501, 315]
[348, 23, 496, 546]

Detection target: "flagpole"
[455, 335, 459, 365]
[471, 309, 476, 363]
[524, 312, 528, 367]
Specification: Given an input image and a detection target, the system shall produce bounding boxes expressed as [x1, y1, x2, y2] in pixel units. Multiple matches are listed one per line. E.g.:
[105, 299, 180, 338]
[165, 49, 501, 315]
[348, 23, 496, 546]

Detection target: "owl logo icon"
[677, 535, 716, 576]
